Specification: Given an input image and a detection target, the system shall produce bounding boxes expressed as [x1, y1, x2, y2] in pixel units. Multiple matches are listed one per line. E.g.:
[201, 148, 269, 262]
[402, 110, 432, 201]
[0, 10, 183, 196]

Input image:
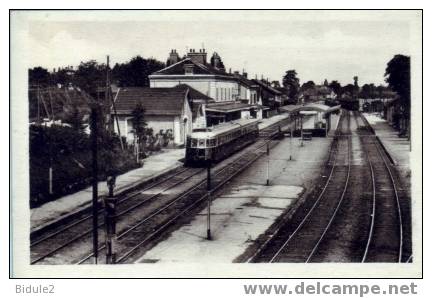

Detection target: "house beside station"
[251, 79, 283, 117]
[112, 85, 212, 145]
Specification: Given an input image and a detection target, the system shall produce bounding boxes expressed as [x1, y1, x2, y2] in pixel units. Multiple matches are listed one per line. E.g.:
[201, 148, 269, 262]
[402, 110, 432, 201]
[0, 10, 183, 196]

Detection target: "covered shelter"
[280, 103, 340, 137]
[204, 101, 258, 126]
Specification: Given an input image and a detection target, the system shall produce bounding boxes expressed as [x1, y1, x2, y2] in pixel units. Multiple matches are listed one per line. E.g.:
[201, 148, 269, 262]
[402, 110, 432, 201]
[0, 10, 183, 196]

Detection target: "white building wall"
[241, 110, 251, 118]
[150, 76, 239, 102]
[116, 115, 177, 144]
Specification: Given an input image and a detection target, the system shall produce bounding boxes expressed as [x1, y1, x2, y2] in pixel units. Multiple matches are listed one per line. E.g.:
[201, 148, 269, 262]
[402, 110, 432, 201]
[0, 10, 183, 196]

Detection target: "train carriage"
[185, 118, 259, 166]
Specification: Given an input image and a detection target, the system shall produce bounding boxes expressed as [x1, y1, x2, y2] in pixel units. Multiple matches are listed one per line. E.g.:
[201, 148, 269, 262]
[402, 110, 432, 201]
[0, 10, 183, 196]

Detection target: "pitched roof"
[234, 74, 257, 88]
[114, 87, 187, 116]
[252, 79, 283, 95]
[206, 101, 254, 113]
[174, 84, 213, 102]
[152, 58, 231, 76]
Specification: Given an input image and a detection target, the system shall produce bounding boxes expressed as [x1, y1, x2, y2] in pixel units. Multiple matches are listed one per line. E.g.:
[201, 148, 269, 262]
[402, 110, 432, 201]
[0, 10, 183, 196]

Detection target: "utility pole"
[289, 125, 293, 161]
[104, 175, 117, 264]
[90, 107, 99, 264]
[266, 142, 270, 186]
[206, 160, 212, 240]
[106, 55, 111, 132]
[300, 114, 304, 147]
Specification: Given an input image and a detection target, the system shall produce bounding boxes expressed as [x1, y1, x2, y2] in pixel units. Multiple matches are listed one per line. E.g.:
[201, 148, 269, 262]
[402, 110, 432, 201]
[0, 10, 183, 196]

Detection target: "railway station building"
[149, 48, 265, 124]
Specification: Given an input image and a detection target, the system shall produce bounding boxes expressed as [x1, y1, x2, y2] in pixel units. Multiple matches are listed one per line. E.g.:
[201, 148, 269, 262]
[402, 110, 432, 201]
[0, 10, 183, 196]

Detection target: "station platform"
[136, 136, 333, 263]
[362, 113, 411, 184]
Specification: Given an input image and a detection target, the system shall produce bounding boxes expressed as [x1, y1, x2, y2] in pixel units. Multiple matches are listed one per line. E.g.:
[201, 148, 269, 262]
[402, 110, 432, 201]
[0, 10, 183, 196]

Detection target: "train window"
[199, 139, 205, 148]
[208, 139, 216, 147]
[191, 138, 198, 148]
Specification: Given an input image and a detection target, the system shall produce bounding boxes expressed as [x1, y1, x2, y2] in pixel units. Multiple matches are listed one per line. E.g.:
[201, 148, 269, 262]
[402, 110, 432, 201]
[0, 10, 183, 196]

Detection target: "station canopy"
[281, 103, 340, 115]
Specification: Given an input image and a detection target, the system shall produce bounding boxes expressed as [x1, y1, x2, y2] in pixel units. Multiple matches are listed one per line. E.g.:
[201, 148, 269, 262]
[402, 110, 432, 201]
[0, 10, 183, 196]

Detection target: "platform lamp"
[206, 159, 212, 240]
[300, 113, 304, 147]
[183, 116, 188, 147]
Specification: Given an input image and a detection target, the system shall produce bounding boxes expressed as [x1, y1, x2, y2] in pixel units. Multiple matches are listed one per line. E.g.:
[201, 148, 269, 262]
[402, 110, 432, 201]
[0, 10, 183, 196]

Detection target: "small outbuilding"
[113, 85, 212, 146]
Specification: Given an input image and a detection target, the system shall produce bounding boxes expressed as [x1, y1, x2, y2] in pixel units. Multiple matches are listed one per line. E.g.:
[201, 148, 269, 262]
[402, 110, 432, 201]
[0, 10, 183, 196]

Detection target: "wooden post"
[206, 161, 212, 240]
[266, 142, 270, 186]
[90, 108, 99, 264]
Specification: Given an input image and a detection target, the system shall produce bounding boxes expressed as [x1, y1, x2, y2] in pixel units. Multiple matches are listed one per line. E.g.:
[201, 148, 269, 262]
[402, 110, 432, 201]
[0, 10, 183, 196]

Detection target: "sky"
[18, 10, 419, 86]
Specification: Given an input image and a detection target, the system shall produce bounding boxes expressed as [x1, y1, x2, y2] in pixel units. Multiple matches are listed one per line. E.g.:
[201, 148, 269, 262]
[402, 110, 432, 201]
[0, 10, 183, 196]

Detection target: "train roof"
[190, 118, 259, 139]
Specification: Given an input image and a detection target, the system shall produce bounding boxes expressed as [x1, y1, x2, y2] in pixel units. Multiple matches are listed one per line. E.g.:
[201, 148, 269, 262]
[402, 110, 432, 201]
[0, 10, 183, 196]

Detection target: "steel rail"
[358, 112, 404, 263]
[267, 111, 348, 263]
[115, 139, 278, 263]
[354, 113, 377, 263]
[77, 137, 278, 264]
[30, 167, 199, 264]
[31, 166, 191, 247]
[305, 135, 351, 263]
[372, 136, 404, 262]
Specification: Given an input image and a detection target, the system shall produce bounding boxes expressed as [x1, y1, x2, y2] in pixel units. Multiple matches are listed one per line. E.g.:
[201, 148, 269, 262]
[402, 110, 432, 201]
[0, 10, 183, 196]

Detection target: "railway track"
[355, 112, 411, 262]
[251, 110, 411, 263]
[251, 110, 351, 262]
[30, 166, 202, 264]
[78, 138, 280, 264]
[31, 119, 287, 265]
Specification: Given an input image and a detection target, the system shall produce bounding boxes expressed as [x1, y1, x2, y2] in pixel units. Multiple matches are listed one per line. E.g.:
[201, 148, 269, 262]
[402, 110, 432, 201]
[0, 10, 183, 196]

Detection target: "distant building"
[251, 79, 283, 117]
[112, 85, 212, 145]
[299, 85, 335, 104]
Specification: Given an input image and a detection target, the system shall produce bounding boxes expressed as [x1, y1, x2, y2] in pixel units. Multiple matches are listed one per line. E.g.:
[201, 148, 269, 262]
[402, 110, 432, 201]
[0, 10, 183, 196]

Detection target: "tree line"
[29, 56, 166, 94]
[280, 54, 410, 107]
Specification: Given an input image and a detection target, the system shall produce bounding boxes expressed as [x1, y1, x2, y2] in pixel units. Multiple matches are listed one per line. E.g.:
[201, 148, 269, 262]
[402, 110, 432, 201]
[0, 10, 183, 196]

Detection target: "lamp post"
[266, 142, 270, 186]
[300, 114, 304, 147]
[289, 125, 293, 161]
[206, 160, 212, 240]
[183, 116, 188, 146]
[90, 107, 99, 264]
[105, 175, 117, 264]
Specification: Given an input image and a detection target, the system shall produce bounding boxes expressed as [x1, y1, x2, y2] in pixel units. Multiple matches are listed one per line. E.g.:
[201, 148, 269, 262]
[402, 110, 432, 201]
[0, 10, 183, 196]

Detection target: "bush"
[29, 124, 139, 208]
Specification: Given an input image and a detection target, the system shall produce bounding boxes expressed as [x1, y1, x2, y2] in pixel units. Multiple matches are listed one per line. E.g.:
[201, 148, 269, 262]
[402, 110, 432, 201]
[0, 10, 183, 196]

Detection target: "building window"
[184, 64, 194, 75]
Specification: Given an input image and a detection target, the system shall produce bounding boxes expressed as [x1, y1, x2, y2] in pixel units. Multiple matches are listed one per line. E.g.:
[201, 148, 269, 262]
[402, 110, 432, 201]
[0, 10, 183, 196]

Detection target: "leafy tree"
[282, 70, 300, 103]
[112, 56, 165, 87]
[29, 67, 51, 87]
[271, 81, 281, 88]
[360, 83, 377, 99]
[385, 54, 410, 116]
[300, 80, 315, 91]
[342, 84, 356, 98]
[329, 80, 342, 98]
[67, 104, 87, 134]
[74, 60, 106, 94]
[52, 68, 73, 87]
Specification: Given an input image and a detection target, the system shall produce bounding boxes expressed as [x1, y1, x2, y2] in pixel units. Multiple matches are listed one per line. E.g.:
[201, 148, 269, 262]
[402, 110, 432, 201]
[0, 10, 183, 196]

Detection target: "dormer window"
[184, 64, 194, 75]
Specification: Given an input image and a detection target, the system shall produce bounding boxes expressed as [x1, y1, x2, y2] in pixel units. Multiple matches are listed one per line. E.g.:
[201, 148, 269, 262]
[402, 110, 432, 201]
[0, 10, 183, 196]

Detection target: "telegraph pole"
[206, 160, 212, 240]
[266, 142, 270, 186]
[289, 125, 293, 161]
[90, 107, 99, 264]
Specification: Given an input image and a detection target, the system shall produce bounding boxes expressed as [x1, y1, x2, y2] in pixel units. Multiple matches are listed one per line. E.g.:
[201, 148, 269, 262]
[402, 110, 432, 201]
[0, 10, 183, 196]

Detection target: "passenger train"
[185, 118, 260, 166]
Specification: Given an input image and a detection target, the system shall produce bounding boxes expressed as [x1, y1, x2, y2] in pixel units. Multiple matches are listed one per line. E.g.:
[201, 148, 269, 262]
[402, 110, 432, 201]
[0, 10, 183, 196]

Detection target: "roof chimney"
[167, 49, 180, 66]
[187, 48, 207, 64]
